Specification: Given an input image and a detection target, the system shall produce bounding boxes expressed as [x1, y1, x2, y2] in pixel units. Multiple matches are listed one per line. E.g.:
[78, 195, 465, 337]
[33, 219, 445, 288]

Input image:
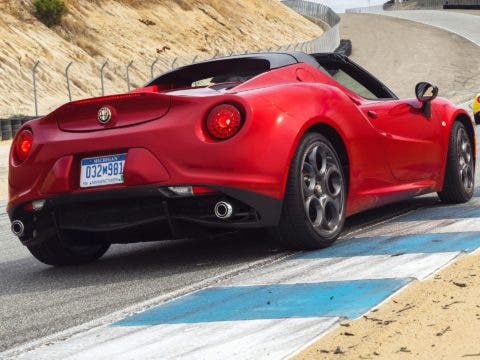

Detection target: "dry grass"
[0, 0, 322, 116]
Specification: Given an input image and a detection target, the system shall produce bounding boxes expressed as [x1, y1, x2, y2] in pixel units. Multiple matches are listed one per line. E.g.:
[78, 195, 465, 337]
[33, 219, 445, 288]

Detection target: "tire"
[273, 132, 346, 249]
[437, 121, 475, 204]
[26, 230, 110, 266]
[475, 113, 480, 125]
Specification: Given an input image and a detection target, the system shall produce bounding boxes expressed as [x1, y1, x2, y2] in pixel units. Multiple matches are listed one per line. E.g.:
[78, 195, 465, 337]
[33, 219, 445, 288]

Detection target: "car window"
[149, 58, 271, 90]
[332, 69, 378, 99]
[312, 54, 397, 100]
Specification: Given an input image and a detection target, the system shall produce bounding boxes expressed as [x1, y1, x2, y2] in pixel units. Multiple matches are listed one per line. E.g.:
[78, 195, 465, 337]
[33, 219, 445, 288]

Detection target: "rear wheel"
[274, 132, 346, 249]
[438, 121, 474, 204]
[27, 230, 110, 266]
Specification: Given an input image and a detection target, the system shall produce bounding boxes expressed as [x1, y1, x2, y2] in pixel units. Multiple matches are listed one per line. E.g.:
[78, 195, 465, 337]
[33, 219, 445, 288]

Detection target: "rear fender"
[243, 83, 393, 216]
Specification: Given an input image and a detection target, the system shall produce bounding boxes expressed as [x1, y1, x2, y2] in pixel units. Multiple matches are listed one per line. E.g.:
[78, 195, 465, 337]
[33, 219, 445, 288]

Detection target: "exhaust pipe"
[11, 220, 25, 237]
[214, 201, 233, 220]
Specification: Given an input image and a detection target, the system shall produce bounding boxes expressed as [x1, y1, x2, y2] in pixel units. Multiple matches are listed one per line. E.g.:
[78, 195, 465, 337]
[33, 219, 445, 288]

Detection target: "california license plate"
[80, 154, 126, 188]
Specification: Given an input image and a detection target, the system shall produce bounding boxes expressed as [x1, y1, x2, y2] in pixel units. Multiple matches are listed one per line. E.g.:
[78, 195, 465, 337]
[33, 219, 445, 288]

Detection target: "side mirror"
[415, 82, 438, 117]
[415, 82, 438, 102]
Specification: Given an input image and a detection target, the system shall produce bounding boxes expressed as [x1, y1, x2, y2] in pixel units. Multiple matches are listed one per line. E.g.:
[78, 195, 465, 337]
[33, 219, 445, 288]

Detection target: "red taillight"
[206, 104, 243, 140]
[477, 95, 480, 103]
[15, 129, 33, 162]
[192, 186, 217, 195]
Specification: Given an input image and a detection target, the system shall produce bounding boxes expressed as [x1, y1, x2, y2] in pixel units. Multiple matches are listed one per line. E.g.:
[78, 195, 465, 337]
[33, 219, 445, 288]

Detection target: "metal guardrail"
[346, 0, 444, 13]
[346, 0, 480, 13]
[1, 0, 341, 135]
[446, 0, 480, 3]
[282, 0, 341, 53]
[347, 0, 480, 13]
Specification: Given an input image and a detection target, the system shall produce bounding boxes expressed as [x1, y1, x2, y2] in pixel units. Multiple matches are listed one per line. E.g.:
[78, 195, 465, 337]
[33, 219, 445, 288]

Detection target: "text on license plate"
[80, 154, 126, 188]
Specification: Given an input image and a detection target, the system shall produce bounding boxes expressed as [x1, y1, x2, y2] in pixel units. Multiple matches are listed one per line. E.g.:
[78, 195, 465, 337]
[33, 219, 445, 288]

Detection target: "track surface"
[0, 190, 444, 351]
[377, 10, 480, 46]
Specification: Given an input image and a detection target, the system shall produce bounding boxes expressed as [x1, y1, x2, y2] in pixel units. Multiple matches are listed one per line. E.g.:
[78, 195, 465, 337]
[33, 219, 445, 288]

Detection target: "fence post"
[212, 50, 219, 59]
[191, 55, 199, 64]
[171, 57, 178, 70]
[65, 62, 73, 102]
[32, 61, 40, 117]
[150, 57, 159, 79]
[100, 61, 108, 96]
[126, 60, 133, 92]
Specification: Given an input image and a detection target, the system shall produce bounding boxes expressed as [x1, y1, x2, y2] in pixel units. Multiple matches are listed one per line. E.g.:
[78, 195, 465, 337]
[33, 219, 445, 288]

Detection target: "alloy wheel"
[301, 142, 345, 238]
[457, 127, 474, 193]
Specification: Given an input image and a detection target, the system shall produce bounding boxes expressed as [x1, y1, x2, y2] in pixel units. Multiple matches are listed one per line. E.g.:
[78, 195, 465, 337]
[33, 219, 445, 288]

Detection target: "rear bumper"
[8, 185, 282, 247]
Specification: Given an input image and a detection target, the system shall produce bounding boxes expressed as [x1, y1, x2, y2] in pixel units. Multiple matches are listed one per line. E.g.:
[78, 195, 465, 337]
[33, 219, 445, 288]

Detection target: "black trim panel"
[9, 185, 283, 246]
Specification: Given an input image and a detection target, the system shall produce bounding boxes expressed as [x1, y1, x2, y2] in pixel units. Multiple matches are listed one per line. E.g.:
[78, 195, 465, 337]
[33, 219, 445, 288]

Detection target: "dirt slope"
[0, 0, 322, 117]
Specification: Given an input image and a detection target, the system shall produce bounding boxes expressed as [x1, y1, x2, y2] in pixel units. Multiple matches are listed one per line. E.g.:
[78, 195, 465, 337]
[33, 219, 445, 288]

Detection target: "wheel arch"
[302, 122, 350, 194]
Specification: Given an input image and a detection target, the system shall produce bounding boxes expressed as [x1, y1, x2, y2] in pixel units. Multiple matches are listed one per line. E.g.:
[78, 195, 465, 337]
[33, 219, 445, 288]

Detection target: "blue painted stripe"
[395, 205, 480, 221]
[473, 188, 480, 198]
[298, 232, 480, 259]
[114, 279, 410, 326]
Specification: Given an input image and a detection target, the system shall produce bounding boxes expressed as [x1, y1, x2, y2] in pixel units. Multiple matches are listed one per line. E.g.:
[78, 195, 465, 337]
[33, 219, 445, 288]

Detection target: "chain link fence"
[1, 0, 341, 139]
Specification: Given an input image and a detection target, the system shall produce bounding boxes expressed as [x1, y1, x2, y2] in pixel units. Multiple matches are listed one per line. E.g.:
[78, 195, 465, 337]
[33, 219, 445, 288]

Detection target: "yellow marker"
[473, 93, 480, 124]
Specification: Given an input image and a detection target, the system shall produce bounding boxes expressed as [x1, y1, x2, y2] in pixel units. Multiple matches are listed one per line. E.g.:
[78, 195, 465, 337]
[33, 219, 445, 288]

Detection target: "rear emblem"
[98, 107, 112, 124]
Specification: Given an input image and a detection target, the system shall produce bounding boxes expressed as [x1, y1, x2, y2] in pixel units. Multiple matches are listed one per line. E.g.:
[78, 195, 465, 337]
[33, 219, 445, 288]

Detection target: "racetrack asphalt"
[376, 10, 480, 47]
[0, 188, 448, 351]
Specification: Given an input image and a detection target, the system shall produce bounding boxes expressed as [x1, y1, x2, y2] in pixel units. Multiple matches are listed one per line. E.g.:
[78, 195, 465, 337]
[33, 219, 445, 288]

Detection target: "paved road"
[12, 195, 480, 359]
[377, 10, 480, 46]
[0, 104, 477, 353]
[0, 194, 438, 352]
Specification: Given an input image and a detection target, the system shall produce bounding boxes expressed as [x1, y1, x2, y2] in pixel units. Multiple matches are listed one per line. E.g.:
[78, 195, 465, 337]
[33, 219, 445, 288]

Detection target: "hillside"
[0, 0, 323, 117]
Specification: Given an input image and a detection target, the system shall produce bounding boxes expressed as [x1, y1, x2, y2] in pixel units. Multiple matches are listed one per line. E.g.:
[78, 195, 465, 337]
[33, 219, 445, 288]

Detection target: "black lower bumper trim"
[10, 185, 282, 246]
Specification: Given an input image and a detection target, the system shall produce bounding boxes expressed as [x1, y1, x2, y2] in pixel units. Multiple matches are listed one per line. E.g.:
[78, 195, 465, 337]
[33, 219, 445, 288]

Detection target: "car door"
[315, 54, 442, 182]
[359, 99, 442, 181]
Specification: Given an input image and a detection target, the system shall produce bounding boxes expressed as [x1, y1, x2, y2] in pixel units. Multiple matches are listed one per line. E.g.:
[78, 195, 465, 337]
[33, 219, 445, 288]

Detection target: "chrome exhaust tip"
[214, 201, 233, 220]
[11, 220, 25, 237]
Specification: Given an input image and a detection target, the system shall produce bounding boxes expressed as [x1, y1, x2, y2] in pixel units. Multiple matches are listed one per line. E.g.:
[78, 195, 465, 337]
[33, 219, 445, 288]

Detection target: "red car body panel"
[7, 54, 474, 228]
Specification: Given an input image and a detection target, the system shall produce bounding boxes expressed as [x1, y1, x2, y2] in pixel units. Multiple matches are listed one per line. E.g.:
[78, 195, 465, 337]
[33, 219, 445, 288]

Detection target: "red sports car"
[8, 52, 475, 266]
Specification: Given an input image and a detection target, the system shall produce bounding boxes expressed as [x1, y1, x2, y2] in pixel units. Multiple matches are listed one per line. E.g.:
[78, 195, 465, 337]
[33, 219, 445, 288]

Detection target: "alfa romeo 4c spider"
[9, 52, 475, 266]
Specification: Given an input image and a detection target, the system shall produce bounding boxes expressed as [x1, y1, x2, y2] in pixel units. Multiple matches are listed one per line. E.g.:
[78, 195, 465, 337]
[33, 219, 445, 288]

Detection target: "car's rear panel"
[56, 93, 171, 132]
[8, 84, 301, 245]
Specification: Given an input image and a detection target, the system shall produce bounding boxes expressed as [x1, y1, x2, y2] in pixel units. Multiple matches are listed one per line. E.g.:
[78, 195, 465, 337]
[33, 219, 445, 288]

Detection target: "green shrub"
[34, 0, 67, 27]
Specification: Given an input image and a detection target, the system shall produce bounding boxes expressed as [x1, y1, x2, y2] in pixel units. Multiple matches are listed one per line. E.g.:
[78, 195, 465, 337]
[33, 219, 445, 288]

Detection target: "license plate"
[80, 154, 126, 188]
